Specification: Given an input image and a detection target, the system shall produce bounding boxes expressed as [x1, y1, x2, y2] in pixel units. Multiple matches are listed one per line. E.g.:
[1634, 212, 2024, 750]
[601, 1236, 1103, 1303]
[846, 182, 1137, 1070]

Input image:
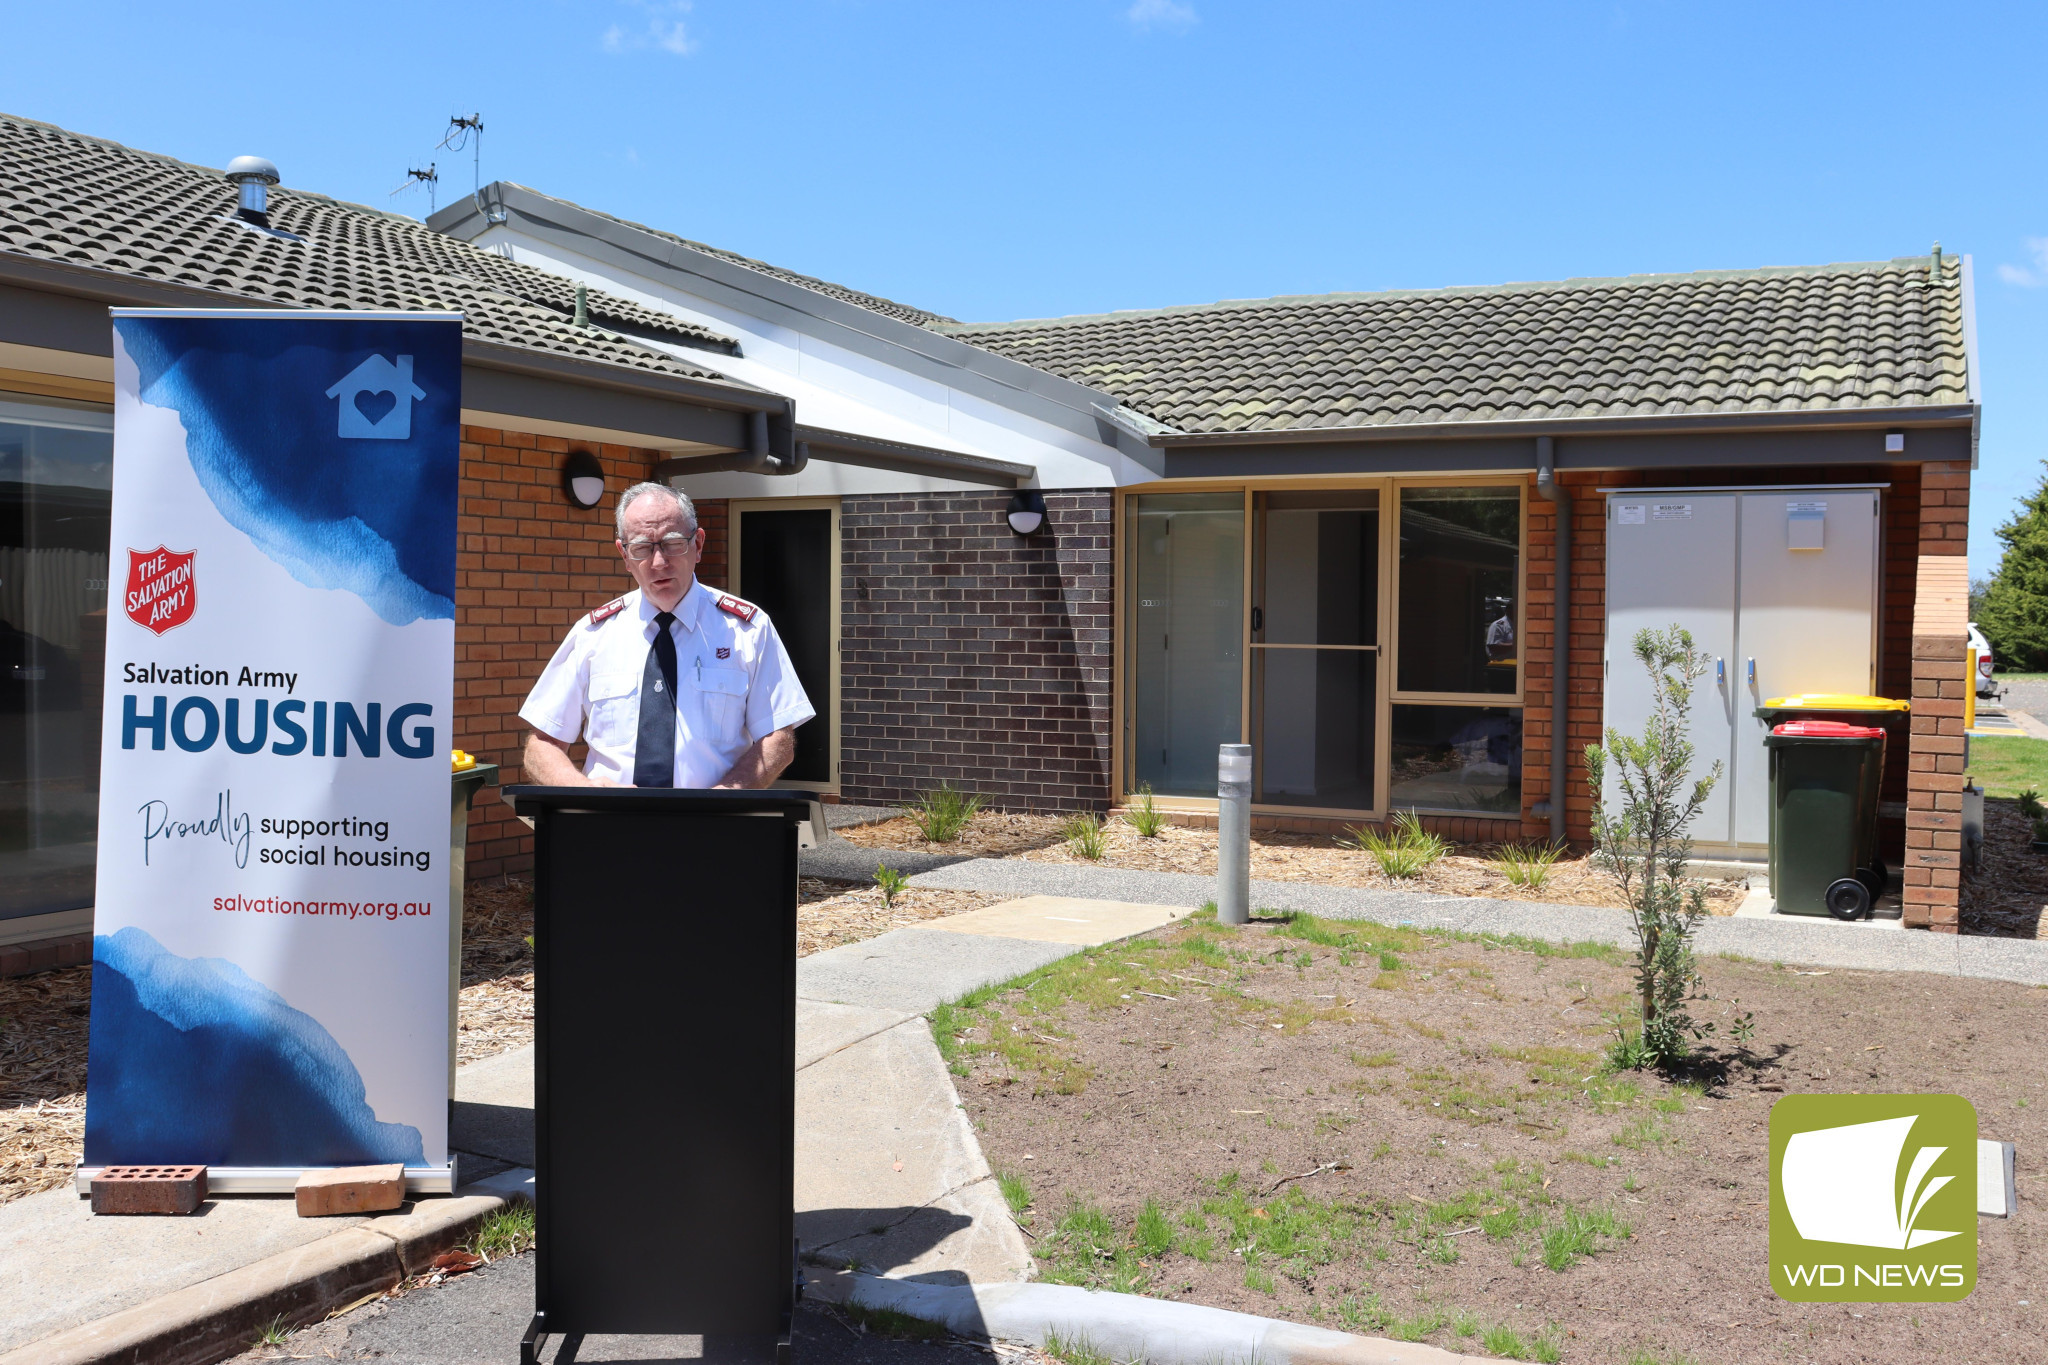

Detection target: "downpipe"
[1533, 436, 1571, 845]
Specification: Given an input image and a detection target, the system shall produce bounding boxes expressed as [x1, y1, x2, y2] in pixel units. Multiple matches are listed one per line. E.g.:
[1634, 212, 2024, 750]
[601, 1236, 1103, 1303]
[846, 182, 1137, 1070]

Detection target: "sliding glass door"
[1128, 493, 1243, 796]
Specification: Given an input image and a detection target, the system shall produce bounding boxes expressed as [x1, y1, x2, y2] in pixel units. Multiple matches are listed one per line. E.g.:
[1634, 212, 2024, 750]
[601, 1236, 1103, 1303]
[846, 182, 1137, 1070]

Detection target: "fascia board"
[448, 184, 1136, 448]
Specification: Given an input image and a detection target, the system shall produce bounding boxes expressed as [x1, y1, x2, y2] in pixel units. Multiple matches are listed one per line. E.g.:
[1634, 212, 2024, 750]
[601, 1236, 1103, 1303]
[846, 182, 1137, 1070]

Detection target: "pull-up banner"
[85, 310, 462, 1180]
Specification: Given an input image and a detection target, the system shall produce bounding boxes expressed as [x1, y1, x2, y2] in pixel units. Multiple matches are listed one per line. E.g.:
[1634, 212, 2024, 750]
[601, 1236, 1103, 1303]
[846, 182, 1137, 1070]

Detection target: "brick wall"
[455, 426, 667, 879]
[1904, 462, 1971, 931]
[838, 491, 1114, 810]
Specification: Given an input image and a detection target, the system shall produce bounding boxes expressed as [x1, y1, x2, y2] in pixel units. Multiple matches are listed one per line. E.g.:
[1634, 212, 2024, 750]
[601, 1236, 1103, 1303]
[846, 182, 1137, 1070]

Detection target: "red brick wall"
[1904, 461, 1971, 931]
[455, 426, 669, 879]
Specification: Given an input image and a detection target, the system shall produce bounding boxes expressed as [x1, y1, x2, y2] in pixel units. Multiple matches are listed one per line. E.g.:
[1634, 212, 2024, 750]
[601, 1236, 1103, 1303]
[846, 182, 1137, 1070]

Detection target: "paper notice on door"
[1615, 504, 1646, 525]
[1652, 502, 1693, 521]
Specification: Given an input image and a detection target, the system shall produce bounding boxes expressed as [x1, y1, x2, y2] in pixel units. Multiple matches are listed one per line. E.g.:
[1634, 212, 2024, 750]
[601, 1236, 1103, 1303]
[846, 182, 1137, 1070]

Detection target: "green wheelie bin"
[1764, 720, 1887, 920]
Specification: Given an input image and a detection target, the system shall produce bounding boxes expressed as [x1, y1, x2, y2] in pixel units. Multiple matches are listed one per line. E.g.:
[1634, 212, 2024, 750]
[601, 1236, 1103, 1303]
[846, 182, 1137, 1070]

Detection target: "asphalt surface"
[1991, 676, 2048, 718]
[224, 1253, 1010, 1365]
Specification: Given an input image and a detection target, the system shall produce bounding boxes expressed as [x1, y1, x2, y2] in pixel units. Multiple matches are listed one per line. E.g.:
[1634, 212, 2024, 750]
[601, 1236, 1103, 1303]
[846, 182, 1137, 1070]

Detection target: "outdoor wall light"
[561, 449, 607, 509]
[1006, 489, 1048, 536]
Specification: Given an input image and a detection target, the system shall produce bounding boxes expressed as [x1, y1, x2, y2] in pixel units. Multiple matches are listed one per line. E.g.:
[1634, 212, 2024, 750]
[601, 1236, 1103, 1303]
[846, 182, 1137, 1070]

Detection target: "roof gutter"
[1136, 404, 1981, 447]
[794, 426, 1034, 487]
[0, 248, 796, 453]
[653, 408, 806, 480]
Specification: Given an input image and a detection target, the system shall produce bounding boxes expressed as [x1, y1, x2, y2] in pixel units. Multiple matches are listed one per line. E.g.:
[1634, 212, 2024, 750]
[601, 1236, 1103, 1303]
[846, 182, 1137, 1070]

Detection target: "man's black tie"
[632, 610, 679, 787]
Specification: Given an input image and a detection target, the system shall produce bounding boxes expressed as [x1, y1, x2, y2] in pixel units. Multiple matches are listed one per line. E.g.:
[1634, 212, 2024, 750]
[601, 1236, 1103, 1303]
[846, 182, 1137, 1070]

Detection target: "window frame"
[1114, 474, 1529, 823]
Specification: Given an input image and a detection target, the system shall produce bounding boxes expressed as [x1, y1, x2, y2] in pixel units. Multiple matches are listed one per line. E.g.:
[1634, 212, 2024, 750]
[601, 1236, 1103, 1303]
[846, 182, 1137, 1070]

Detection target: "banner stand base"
[74, 1163, 458, 1197]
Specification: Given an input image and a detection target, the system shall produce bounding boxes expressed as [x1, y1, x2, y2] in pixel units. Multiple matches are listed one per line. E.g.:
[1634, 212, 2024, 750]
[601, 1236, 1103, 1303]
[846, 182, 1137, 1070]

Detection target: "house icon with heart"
[324, 354, 427, 440]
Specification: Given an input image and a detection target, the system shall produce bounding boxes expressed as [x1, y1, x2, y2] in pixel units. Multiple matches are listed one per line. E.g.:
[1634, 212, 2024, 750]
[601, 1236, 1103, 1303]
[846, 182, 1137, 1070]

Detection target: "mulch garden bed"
[838, 813, 1752, 913]
[0, 873, 994, 1208]
[1961, 797, 2047, 939]
[948, 912, 2045, 1364]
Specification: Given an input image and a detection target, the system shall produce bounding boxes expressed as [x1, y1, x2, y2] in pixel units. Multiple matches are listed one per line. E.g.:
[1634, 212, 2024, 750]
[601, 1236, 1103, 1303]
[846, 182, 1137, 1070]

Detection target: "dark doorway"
[737, 506, 832, 786]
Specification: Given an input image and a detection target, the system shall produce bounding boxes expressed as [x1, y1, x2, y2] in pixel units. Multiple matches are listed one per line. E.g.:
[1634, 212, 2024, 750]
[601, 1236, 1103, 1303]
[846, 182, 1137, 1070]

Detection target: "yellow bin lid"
[1761, 693, 1910, 713]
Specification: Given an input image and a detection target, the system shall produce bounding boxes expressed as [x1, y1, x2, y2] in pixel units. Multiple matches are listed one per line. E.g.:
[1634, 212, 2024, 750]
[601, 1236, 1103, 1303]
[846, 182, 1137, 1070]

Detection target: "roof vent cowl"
[224, 155, 281, 226]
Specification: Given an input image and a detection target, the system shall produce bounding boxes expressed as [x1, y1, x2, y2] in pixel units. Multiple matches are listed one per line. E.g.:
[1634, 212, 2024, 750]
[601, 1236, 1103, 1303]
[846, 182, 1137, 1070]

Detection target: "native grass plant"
[2019, 787, 2045, 820]
[874, 862, 910, 908]
[1493, 840, 1567, 889]
[1064, 812, 1108, 860]
[1123, 782, 1168, 837]
[1340, 810, 1449, 878]
[909, 783, 983, 842]
[1584, 625, 1723, 1069]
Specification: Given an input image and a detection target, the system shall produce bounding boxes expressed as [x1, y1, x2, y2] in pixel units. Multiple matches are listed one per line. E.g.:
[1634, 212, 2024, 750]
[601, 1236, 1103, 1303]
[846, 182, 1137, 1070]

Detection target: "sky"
[6, 1, 2045, 570]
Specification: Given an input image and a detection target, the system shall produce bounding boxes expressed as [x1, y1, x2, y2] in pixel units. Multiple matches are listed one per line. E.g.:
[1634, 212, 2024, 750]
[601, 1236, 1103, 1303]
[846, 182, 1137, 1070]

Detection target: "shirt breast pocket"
[587, 669, 639, 745]
[696, 666, 749, 739]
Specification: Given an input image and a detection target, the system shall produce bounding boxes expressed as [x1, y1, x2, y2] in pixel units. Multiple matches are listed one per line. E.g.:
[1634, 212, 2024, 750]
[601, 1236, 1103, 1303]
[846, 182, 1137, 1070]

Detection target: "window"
[1392, 484, 1522, 816]
[1397, 486, 1519, 696]
[0, 396, 114, 922]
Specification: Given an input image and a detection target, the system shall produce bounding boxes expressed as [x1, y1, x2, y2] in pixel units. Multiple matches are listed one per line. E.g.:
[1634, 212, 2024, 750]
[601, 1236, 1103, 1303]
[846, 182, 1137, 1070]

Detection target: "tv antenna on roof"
[390, 163, 439, 214]
[438, 114, 504, 223]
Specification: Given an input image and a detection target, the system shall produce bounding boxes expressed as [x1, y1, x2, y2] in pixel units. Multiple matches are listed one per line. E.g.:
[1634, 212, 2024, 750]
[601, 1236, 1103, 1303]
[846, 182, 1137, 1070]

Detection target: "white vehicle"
[1968, 622, 1997, 699]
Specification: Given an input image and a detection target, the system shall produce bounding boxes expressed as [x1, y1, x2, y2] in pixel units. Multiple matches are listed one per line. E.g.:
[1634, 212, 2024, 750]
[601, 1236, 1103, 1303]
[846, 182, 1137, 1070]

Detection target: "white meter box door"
[1603, 495, 1740, 846]
[1602, 489, 1880, 857]
[1728, 491, 1881, 846]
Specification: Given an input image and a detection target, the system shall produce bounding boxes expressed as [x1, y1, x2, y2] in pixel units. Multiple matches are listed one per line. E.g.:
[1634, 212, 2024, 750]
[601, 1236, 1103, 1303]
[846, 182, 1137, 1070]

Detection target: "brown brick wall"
[839, 490, 1114, 810]
[455, 426, 668, 879]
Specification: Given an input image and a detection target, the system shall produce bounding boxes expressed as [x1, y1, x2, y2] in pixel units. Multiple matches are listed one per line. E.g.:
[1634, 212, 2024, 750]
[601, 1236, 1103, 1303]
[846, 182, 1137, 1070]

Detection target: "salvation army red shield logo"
[125, 547, 196, 635]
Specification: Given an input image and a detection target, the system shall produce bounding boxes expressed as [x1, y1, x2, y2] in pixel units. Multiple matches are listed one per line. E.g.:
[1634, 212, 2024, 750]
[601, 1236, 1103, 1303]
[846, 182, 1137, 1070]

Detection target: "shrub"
[1584, 626, 1723, 1069]
[909, 783, 983, 842]
[1340, 811, 1448, 878]
[1494, 840, 1567, 889]
[1124, 783, 1167, 837]
[874, 862, 910, 907]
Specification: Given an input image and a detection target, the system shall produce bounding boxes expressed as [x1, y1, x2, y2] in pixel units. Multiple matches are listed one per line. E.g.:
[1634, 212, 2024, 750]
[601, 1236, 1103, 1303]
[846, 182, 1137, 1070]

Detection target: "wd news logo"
[1769, 1094, 1976, 1302]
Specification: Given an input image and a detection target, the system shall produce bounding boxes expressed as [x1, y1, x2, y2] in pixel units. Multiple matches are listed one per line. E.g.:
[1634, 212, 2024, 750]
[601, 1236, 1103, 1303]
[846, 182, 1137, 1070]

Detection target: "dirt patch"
[840, 814, 1750, 912]
[951, 913, 2045, 1365]
[1961, 798, 2048, 939]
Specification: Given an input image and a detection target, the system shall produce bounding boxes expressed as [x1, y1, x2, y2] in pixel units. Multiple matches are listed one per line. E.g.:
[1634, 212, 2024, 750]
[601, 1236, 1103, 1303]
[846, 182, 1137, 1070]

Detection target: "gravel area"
[957, 912, 2045, 1365]
[838, 813, 1751, 913]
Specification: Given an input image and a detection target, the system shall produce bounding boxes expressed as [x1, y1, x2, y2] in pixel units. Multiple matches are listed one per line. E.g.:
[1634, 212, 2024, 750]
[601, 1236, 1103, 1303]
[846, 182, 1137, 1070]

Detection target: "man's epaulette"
[588, 597, 628, 626]
[716, 594, 757, 624]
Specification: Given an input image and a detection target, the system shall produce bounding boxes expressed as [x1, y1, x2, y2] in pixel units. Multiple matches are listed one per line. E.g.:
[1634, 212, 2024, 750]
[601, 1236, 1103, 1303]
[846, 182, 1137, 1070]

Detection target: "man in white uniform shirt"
[520, 482, 814, 788]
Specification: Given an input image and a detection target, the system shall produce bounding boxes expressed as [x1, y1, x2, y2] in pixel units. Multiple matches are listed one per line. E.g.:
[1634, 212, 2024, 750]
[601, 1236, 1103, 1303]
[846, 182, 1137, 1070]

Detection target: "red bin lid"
[1771, 720, 1885, 738]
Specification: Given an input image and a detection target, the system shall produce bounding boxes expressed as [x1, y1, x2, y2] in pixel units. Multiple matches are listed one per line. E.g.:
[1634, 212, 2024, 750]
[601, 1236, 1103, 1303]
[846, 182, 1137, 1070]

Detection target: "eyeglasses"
[623, 533, 695, 562]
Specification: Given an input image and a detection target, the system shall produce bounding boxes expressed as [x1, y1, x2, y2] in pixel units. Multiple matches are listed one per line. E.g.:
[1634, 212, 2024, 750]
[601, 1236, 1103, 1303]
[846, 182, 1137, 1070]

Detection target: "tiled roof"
[939, 260, 1972, 437]
[507, 187, 958, 328]
[0, 114, 753, 386]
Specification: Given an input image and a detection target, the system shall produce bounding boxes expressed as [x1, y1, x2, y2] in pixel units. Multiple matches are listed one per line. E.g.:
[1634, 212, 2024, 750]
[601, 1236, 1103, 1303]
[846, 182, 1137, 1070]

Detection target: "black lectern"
[506, 786, 819, 1365]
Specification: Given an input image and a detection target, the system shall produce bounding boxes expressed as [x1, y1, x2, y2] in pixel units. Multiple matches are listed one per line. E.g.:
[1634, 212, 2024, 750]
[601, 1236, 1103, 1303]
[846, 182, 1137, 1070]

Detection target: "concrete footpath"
[0, 894, 1184, 1365]
[798, 843, 2048, 987]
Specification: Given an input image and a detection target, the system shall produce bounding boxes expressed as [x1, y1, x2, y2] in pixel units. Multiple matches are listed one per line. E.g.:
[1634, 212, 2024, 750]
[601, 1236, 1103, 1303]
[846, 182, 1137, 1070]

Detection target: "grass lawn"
[1969, 733, 2048, 798]
[948, 910, 2044, 1365]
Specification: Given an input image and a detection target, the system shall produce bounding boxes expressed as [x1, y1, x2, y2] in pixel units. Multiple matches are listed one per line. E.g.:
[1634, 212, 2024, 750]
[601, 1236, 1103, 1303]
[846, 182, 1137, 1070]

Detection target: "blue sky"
[8, 1, 2044, 569]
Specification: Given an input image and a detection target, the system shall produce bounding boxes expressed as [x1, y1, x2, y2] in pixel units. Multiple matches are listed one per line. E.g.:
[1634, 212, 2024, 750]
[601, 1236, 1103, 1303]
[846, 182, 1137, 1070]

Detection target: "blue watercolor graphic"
[116, 315, 459, 625]
[84, 927, 425, 1168]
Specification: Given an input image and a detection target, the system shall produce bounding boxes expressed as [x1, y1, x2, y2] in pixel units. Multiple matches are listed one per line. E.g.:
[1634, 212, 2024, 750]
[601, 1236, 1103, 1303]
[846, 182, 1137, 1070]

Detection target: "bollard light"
[1217, 743, 1252, 926]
